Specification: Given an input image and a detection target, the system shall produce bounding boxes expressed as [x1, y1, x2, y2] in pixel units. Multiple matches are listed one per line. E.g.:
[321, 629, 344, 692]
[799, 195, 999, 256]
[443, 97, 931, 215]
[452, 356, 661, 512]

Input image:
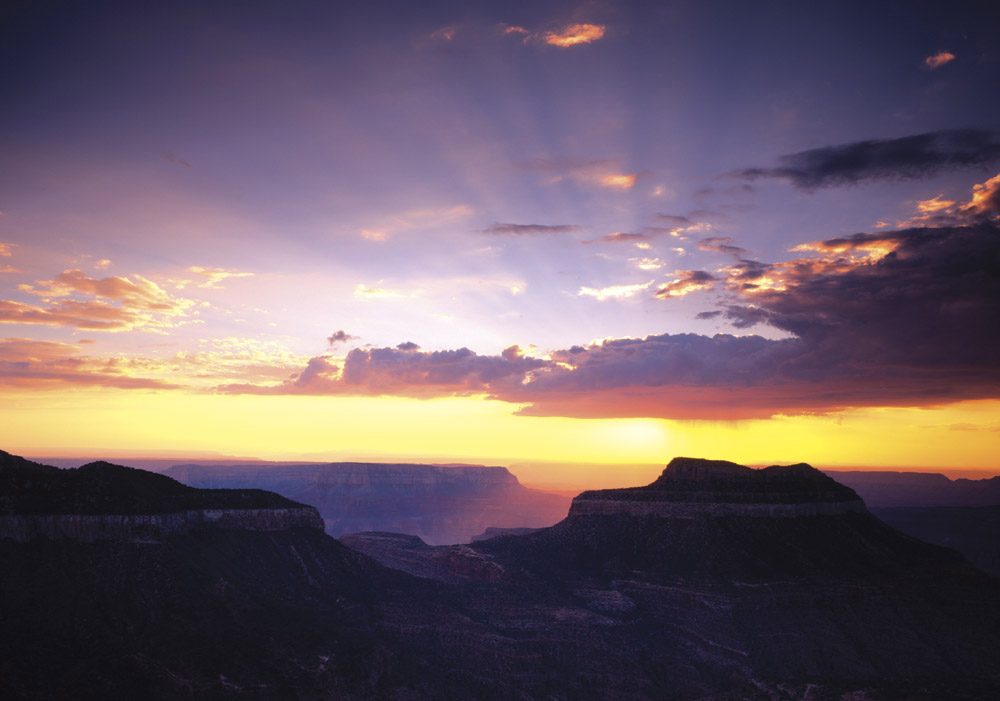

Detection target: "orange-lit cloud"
[502, 22, 606, 48]
[599, 173, 637, 190]
[5, 269, 195, 331]
[517, 157, 639, 191]
[916, 195, 956, 214]
[541, 23, 606, 48]
[0, 243, 12, 257]
[924, 51, 956, 69]
[0, 337, 176, 389]
[895, 171, 1000, 227]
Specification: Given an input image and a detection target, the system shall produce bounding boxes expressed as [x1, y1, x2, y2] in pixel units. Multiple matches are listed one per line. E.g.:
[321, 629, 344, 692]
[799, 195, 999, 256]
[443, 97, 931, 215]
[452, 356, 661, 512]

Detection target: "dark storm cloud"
[482, 222, 580, 235]
[734, 129, 1000, 189]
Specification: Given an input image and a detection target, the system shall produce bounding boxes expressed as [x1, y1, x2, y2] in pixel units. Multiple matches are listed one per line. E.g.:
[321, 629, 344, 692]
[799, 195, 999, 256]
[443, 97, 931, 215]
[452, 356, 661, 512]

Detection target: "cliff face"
[165, 462, 570, 544]
[0, 507, 324, 542]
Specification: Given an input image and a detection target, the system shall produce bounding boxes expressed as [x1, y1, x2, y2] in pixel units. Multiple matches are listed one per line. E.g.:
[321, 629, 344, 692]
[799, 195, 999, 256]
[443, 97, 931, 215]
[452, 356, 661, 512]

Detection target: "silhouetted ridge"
[0, 451, 305, 515]
[575, 457, 862, 505]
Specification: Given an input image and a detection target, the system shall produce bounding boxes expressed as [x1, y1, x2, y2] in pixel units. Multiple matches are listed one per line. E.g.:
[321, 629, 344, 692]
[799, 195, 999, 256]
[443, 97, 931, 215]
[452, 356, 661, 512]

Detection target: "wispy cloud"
[516, 157, 639, 191]
[502, 22, 606, 48]
[578, 281, 653, 301]
[358, 204, 473, 242]
[483, 222, 579, 235]
[185, 266, 254, 289]
[925, 51, 956, 69]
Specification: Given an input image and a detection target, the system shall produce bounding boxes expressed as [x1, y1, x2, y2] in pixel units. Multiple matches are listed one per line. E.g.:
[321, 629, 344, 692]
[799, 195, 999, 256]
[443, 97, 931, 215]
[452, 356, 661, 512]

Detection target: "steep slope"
[165, 462, 569, 544]
[872, 505, 1000, 576]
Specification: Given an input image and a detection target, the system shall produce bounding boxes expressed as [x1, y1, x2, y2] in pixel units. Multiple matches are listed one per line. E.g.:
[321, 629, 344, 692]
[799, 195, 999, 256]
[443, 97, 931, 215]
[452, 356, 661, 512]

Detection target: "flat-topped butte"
[570, 457, 866, 517]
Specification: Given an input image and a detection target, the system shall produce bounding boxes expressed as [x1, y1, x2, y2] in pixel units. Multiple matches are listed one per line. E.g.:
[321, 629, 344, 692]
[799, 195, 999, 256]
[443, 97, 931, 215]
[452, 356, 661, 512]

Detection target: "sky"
[2, 0, 999, 486]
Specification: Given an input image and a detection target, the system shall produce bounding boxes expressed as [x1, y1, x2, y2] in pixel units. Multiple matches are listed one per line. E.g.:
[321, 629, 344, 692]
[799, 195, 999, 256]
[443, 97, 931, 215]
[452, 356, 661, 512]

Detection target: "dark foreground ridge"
[0, 450, 306, 514]
[0, 450, 323, 541]
[3, 451, 1000, 699]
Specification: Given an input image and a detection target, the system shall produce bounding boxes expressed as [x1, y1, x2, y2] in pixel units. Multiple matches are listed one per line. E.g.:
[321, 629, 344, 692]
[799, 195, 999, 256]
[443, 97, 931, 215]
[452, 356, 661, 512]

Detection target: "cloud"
[894, 171, 1000, 227]
[733, 129, 1000, 189]
[3, 269, 195, 331]
[542, 23, 605, 47]
[185, 266, 254, 289]
[599, 173, 637, 190]
[161, 152, 192, 168]
[327, 330, 357, 346]
[655, 270, 716, 298]
[483, 222, 579, 235]
[220, 218, 1000, 420]
[358, 204, 473, 242]
[354, 283, 413, 300]
[578, 281, 653, 301]
[429, 25, 457, 42]
[222, 345, 546, 398]
[515, 157, 638, 191]
[697, 236, 748, 257]
[630, 257, 665, 271]
[0, 243, 12, 257]
[0, 338, 177, 390]
[502, 22, 605, 48]
[925, 51, 956, 69]
[94, 259, 112, 270]
[587, 232, 651, 244]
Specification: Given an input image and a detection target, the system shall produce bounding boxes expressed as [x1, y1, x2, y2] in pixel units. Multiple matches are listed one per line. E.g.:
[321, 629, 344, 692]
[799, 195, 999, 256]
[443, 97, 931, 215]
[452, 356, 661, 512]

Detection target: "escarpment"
[0, 450, 322, 541]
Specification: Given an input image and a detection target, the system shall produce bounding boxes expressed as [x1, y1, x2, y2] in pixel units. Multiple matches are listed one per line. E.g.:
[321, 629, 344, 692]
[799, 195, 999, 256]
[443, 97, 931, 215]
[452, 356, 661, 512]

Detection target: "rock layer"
[0, 507, 324, 542]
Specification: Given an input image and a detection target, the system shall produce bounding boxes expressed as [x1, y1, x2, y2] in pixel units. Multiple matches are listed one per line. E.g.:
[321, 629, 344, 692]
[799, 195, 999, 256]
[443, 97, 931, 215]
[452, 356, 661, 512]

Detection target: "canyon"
[164, 461, 569, 544]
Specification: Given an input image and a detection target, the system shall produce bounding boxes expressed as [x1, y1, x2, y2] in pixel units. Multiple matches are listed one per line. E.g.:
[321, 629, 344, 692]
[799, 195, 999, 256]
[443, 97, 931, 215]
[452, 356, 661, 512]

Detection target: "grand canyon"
[3, 450, 1000, 699]
[3, 1, 999, 698]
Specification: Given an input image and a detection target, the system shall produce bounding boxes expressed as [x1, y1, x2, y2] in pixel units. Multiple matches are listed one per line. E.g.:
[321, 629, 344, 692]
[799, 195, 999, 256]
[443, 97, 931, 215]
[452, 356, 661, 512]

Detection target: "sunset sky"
[2, 0, 999, 485]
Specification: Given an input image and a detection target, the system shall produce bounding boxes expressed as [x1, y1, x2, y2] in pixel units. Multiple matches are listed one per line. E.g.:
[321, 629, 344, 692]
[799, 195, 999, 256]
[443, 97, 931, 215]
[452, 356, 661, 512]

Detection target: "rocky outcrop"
[166, 462, 570, 544]
[0, 507, 324, 542]
[567, 457, 866, 518]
